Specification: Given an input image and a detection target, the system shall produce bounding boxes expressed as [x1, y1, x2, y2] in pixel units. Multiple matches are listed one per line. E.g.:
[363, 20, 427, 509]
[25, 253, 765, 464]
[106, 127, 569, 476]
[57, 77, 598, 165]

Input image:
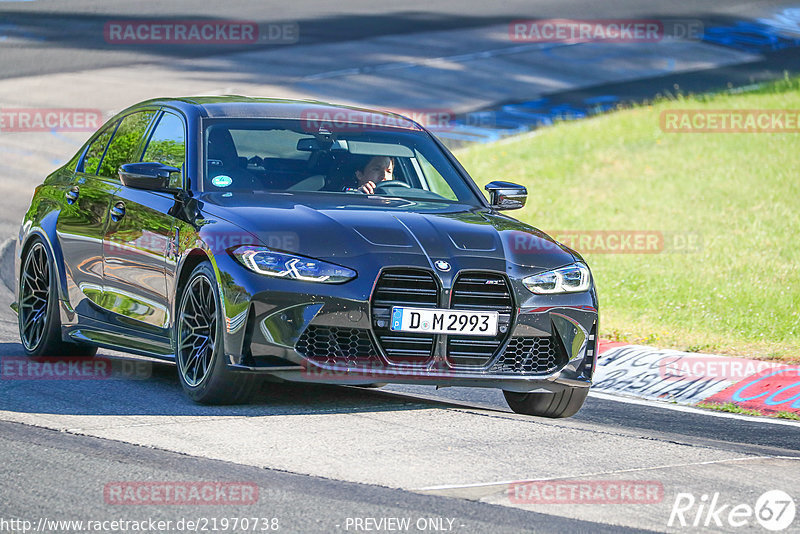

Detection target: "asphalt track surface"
[1, 2, 800, 532]
[0, 283, 797, 532]
[0, 422, 636, 534]
[0, 0, 793, 80]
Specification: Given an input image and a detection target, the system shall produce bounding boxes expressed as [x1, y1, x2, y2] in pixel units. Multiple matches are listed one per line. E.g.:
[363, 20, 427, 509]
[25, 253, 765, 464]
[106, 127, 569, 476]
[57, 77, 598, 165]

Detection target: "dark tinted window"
[202, 119, 481, 207]
[142, 111, 186, 189]
[97, 110, 156, 179]
[81, 122, 117, 175]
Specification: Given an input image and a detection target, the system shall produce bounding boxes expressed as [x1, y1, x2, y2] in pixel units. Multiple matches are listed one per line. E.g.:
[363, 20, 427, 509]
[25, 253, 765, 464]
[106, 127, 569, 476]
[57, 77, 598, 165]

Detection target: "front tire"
[175, 262, 258, 404]
[503, 387, 589, 418]
[18, 238, 96, 358]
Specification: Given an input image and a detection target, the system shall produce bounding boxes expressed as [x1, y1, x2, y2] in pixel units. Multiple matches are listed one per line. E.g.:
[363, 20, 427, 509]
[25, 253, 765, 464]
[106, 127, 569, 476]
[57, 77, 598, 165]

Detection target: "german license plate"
[390, 307, 498, 336]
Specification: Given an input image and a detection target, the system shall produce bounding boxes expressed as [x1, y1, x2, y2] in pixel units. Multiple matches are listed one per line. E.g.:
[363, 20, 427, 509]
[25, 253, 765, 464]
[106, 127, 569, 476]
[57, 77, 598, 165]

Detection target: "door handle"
[110, 202, 126, 222]
[65, 187, 79, 204]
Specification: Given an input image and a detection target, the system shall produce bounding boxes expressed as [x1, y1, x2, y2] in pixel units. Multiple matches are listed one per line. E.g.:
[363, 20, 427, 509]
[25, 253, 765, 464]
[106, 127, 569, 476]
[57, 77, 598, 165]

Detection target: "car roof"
[129, 96, 424, 131]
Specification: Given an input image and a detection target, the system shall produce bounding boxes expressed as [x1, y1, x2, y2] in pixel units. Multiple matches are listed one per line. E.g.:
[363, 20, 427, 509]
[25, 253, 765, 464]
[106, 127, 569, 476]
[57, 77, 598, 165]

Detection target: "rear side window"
[142, 111, 186, 189]
[81, 122, 117, 175]
[97, 110, 156, 179]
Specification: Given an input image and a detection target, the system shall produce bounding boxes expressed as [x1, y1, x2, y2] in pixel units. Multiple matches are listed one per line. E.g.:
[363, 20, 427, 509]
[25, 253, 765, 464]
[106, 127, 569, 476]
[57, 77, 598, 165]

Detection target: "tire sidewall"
[175, 262, 227, 401]
[19, 238, 60, 356]
[504, 386, 589, 418]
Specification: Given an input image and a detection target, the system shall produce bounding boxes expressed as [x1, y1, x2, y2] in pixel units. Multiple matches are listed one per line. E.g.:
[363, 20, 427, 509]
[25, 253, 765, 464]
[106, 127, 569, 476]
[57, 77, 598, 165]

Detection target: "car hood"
[198, 192, 576, 272]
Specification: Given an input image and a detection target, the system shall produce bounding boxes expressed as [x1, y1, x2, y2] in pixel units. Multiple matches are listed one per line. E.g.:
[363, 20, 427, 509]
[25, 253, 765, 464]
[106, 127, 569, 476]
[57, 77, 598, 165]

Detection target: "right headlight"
[523, 262, 591, 294]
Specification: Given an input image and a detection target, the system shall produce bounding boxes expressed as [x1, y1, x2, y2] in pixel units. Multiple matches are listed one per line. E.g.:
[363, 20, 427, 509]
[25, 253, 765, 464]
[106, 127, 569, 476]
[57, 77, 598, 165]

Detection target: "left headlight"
[230, 245, 356, 283]
[523, 262, 591, 294]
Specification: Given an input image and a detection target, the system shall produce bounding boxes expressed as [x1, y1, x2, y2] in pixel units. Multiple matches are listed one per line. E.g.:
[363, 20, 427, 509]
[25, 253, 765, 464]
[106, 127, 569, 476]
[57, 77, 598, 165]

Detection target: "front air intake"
[490, 337, 562, 374]
[371, 269, 438, 365]
[295, 326, 380, 367]
[446, 272, 514, 367]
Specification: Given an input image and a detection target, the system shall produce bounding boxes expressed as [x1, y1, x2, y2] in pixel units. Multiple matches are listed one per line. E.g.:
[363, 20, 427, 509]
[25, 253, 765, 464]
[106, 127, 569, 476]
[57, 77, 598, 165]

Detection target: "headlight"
[523, 263, 591, 294]
[230, 246, 356, 283]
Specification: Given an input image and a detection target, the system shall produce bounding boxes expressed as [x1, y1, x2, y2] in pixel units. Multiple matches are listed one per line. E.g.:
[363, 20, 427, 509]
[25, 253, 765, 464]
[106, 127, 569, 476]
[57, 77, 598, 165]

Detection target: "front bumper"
[215, 254, 598, 393]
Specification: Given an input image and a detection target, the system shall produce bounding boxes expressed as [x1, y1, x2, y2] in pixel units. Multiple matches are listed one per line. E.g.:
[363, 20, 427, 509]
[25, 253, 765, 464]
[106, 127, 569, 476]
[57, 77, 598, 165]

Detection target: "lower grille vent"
[490, 337, 561, 375]
[295, 326, 380, 366]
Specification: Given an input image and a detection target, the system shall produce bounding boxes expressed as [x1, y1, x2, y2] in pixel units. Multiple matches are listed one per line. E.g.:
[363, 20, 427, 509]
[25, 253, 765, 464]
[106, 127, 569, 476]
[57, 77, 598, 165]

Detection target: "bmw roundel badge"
[434, 260, 451, 272]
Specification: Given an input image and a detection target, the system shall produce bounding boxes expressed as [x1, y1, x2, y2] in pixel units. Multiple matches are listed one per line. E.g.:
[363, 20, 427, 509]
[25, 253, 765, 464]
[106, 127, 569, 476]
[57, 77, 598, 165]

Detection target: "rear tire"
[175, 261, 259, 404]
[18, 238, 97, 358]
[503, 387, 589, 418]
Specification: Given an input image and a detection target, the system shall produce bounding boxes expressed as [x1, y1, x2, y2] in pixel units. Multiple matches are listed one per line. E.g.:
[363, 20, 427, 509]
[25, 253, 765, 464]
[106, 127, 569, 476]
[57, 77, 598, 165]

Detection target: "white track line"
[416, 455, 796, 492]
[589, 390, 800, 427]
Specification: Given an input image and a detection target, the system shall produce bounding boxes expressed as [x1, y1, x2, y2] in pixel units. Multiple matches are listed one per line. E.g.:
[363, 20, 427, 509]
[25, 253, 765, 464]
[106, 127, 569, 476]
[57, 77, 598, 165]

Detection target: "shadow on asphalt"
[0, 341, 450, 417]
[3, 8, 800, 107]
[0, 10, 520, 80]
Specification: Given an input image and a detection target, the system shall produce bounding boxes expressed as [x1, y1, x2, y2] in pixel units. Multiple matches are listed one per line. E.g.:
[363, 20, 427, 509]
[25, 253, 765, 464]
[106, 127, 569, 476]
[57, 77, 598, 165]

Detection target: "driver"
[354, 155, 394, 194]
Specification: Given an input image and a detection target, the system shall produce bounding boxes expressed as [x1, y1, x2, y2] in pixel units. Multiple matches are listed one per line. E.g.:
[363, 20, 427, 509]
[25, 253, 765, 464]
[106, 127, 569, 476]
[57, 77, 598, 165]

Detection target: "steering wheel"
[373, 180, 411, 193]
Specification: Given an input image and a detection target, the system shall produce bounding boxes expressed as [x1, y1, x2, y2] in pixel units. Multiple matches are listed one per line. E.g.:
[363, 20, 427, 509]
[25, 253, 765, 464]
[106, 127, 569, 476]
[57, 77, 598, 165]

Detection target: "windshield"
[202, 119, 482, 206]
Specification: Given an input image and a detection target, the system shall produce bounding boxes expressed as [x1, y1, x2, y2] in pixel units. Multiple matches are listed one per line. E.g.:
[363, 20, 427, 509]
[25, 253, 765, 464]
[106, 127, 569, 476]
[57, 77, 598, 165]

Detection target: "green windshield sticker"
[211, 175, 233, 187]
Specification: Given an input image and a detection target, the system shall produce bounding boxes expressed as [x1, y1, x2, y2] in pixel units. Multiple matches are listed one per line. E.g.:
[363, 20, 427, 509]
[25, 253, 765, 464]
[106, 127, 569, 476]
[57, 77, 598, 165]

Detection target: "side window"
[66, 149, 82, 172]
[142, 112, 186, 189]
[97, 110, 156, 179]
[81, 122, 117, 175]
[415, 150, 458, 201]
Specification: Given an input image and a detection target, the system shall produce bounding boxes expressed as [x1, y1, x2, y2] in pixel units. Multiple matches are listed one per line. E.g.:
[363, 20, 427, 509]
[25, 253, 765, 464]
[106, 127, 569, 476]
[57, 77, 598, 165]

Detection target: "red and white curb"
[594, 341, 800, 416]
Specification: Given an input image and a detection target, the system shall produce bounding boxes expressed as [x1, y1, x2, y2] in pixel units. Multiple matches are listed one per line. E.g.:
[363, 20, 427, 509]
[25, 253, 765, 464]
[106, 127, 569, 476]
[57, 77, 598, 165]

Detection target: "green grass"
[455, 75, 800, 362]
[696, 402, 800, 421]
[695, 402, 764, 417]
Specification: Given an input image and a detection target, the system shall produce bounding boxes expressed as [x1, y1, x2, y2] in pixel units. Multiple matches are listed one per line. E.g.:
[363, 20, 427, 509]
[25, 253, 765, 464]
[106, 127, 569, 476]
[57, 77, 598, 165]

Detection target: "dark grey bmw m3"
[13, 97, 598, 417]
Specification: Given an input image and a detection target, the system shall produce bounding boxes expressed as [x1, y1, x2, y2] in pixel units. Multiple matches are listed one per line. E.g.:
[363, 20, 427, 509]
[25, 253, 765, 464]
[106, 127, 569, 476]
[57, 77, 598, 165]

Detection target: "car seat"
[205, 128, 257, 192]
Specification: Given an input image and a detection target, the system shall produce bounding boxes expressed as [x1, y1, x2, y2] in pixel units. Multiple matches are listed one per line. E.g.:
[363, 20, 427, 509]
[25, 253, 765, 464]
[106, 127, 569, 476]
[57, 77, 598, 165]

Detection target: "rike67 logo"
[669, 490, 796, 531]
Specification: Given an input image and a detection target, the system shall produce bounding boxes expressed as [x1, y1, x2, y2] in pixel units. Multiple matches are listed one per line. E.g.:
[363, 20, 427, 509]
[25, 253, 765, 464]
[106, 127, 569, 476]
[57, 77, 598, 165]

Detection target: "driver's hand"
[358, 181, 376, 194]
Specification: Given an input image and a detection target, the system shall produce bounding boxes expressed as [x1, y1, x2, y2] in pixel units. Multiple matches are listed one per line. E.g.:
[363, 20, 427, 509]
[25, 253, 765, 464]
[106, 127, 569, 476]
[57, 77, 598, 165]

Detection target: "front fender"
[171, 217, 262, 355]
[17, 210, 69, 309]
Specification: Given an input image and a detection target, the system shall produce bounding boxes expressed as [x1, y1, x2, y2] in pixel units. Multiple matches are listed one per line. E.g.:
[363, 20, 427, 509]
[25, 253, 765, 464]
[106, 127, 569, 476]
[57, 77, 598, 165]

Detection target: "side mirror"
[485, 181, 527, 210]
[119, 162, 181, 193]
